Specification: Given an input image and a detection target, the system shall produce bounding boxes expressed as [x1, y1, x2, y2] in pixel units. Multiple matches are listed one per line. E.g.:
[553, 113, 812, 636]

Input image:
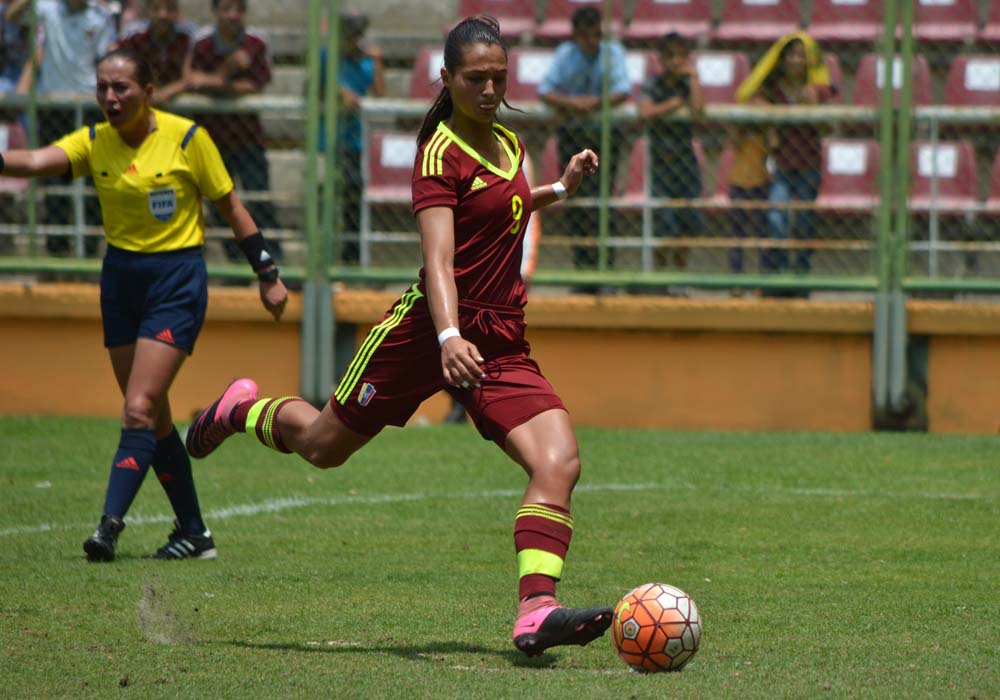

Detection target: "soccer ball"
[611, 582, 701, 673]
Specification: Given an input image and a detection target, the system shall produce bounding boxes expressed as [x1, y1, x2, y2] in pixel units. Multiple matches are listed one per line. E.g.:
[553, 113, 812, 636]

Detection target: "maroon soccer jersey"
[412, 122, 532, 309]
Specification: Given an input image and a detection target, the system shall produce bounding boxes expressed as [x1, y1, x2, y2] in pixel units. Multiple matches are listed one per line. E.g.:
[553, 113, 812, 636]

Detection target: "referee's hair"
[417, 15, 514, 147]
[97, 47, 155, 88]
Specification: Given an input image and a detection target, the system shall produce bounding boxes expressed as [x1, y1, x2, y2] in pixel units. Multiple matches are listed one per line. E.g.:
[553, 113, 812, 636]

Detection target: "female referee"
[186, 16, 610, 656]
[0, 48, 288, 561]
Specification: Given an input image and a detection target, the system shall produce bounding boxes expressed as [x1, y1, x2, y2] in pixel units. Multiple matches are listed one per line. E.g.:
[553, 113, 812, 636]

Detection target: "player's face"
[96, 58, 152, 131]
[443, 42, 508, 125]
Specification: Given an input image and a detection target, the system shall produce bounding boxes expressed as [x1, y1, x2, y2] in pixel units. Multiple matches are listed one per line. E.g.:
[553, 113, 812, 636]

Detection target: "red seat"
[366, 131, 419, 204]
[978, 0, 1000, 42]
[0, 122, 28, 194]
[914, 0, 978, 43]
[823, 52, 844, 104]
[625, 0, 713, 42]
[713, 0, 801, 43]
[507, 47, 555, 101]
[986, 148, 1000, 211]
[908, 141, 978, 215]
[454, 0, 537, 39]
[409, 46, 445, 99]
[944, 55, 1000, 107]
[852, 53, 932, 107]
[807, 0, 884, 43]
[692, 51, 750, 104]
[536, 0, 626, 42]
[816, 139, 881, 212]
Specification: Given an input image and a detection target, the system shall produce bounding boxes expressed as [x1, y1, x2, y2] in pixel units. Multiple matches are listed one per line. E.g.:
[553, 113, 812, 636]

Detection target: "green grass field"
[1, 416, 997, 699]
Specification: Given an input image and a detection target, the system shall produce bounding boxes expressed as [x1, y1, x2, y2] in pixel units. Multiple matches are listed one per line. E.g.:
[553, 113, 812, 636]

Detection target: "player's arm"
[416, 206, 484, 389]
[0, 145, 71, 178]
[530, 148, 599, 211]
[212, 189, 288, 321]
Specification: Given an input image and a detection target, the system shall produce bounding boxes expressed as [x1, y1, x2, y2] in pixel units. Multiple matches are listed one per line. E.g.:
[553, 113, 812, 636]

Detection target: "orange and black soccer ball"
[611, 582, 702, 673]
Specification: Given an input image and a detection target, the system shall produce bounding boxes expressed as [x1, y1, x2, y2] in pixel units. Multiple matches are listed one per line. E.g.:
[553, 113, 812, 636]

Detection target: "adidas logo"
[125, 163, 138, 174]
[115, 456, 140, 470]
[470, 176, 488, 192]
[155, 328, 175, 344]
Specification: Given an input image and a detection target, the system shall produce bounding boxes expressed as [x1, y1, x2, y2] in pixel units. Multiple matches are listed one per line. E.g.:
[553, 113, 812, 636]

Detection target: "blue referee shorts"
[100, 244, 208, 354]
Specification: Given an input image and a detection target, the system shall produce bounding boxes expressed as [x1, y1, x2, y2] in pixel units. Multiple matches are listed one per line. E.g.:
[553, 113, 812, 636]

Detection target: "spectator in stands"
[724, 122, 770, 283]
[638, 31, 705, 273]
[0, 0, 29, 96]
[114, 0, 194, 105]
[738, 32, 833, 286]
[0, 47, 287, 562]
[538, 5, 630, 276]
[27, 0, 116, 256]
[319, 11, 384, 264]
[188, 0, 281, 263]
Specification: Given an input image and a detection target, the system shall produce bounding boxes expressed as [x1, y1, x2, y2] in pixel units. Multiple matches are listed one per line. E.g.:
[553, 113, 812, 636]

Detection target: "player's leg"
[504, 408, 612, 656]
[85, 339, 186, 561]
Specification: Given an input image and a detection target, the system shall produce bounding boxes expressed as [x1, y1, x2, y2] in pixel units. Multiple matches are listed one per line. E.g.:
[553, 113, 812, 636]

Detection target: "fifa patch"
[148, 188, 177, 222]
[358, 382, 376, 407]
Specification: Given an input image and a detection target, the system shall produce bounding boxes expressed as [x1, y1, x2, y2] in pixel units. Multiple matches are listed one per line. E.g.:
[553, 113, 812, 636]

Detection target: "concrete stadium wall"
[1, 283, 995, 434]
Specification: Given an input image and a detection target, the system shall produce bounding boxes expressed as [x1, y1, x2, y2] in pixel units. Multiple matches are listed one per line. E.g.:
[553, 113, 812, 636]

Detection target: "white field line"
[0, 480, 993, 539]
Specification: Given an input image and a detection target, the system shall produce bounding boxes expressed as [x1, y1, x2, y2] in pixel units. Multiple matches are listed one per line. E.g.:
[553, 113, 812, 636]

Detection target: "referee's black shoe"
[83, 515, 125, 562]
[148, 520, 218, 560]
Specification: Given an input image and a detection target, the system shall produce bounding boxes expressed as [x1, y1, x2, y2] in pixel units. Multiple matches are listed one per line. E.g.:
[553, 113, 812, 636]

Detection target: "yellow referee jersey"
[54, 109, 233, 252]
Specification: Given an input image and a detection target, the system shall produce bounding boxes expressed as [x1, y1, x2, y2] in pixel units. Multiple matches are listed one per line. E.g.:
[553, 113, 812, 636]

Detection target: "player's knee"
[121, 396, 156, 430]
[539, 449, 581, 488]
[301, 443, 350, 470]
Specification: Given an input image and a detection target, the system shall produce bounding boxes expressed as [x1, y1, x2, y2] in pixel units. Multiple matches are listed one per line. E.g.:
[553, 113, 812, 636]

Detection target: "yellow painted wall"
[3, 284, 996, 434]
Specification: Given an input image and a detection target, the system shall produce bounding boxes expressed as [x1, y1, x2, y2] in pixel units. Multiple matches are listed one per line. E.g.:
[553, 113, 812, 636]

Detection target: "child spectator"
[188, 0, 281, 262]
[638, 31, 705, 272]
[114, 0, 194, 104]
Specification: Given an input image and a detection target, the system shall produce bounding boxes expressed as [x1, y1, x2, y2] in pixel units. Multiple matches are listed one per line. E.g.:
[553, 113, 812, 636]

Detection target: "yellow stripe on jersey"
[334, 284, 424, 405]
[421, 129, 450, 177]
[51, 109, 232, 253]
[516, 505, 575, 529]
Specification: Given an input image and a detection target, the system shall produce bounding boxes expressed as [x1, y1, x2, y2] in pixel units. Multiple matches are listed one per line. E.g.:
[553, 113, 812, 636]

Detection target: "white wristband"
[551, 180, 568, 200]
[437, 326, 461, 346]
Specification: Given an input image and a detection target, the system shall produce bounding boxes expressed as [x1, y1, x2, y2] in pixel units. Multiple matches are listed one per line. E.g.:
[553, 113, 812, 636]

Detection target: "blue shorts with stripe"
[331, 284, 565, 447]
[100, 244, 208, 353]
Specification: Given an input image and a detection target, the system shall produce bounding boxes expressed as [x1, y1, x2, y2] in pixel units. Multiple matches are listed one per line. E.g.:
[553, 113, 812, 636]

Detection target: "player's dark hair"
[417, 15, 512, 147]
[571, 6, 601, 32]
[97, 47, 155, 87]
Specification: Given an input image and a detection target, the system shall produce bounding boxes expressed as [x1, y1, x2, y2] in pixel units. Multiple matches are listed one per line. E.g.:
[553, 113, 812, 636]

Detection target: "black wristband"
[238, 232, 274, 271]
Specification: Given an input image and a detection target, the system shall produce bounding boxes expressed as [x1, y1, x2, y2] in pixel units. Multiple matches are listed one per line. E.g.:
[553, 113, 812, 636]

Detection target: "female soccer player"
[186, 16, 610, 656]
[0, 48, 288, 561]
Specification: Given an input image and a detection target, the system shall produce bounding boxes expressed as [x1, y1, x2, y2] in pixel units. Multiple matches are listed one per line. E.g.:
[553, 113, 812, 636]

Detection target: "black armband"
[238, 232, 274, 271]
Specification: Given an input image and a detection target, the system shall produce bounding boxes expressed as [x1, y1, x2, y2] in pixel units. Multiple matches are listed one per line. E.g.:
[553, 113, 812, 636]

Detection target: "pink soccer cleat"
[185, 378, 258, 459]
[512, 604, 613, 657]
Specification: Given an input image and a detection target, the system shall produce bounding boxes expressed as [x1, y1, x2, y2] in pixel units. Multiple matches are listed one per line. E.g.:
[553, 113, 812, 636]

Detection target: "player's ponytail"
[417, 15, 512, 147]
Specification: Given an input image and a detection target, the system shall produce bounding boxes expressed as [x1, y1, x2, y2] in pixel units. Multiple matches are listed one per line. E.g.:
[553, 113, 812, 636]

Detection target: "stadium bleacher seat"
[409, 47, 445, 99]
[852, 53, 933, 107]
[0, 122, 28, 194]
[824, 52, 844, 104]
[978, 0, 1000, 42]
[816, 139, 881, 213]
[365, 131, 419, 205]
[944, 55, 1000, 107]
[506, 47, 555, 101]
[455, 0, 537, 39]
[986, 148, 1000, 211]
[807, 0, 884, 44]
[713, 0, 801, 43]
[908, 141, 978, 215]
[913, 0, 979, 43]
[691, 51, 750, 104]
[536, 0, 626, 43]
[624, 0, 713, 43]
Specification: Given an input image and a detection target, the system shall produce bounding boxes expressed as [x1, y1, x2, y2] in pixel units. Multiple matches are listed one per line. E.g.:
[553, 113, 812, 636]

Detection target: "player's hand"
[560, 148, 600, 197]
[440, 336, 485, 390]
[259, 278, 288, 320]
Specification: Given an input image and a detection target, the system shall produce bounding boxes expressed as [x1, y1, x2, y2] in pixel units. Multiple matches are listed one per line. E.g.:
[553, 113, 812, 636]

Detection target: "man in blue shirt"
[539, 6, 630, 273]
[320, 12, 384, 264]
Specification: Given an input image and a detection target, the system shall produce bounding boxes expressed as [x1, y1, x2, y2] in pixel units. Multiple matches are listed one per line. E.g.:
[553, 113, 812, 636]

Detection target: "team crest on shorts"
[358, 382, 376, 406]
[148, 188, 177, 222]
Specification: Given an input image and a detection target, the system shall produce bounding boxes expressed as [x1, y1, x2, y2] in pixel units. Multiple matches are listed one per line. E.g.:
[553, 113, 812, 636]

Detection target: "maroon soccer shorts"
[331, 285, 565, 447]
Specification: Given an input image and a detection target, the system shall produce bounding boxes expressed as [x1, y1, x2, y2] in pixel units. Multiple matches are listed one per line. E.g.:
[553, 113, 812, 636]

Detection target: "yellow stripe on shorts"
[334, 284, 424, 405]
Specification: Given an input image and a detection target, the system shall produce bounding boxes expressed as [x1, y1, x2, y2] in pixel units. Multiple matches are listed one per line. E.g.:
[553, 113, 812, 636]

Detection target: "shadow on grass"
[222, 638, 559, 669]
